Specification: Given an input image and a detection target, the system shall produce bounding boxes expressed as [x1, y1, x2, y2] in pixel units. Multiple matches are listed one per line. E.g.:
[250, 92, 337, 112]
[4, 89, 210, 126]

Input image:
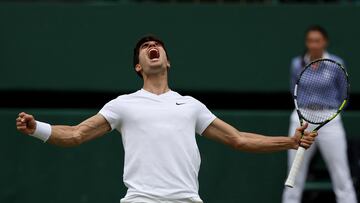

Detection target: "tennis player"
[16, 35, 317, 203]
[282, 26, 358, 203]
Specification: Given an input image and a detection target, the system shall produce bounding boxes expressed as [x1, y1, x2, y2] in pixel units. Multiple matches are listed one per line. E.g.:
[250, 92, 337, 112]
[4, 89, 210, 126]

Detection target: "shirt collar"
[139, 88, 179, 99]
[304, 51, 330, 64]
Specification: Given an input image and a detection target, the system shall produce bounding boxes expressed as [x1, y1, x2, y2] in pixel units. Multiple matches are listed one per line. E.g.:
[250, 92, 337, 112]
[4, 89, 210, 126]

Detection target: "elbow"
[224, 132, 247, 151]
[232, 137, 256, 152]
[232, 137, 246, 151]
[72, 128, 84, 146]
[61, 126, 84, 147]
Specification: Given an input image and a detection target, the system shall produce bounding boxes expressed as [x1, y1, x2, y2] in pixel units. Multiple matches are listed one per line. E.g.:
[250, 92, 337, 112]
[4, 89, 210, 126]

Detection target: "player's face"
[136, 41, 170, 77]
[305, 31, 327, 58]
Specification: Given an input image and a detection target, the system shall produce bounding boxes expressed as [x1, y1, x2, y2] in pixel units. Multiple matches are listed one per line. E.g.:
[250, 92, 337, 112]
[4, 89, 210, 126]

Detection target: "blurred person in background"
[282, 25, 358, 203]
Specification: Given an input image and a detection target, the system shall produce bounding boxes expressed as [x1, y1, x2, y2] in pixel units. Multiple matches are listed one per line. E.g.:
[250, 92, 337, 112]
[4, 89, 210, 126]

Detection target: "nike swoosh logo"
[176, 102, 186, 105]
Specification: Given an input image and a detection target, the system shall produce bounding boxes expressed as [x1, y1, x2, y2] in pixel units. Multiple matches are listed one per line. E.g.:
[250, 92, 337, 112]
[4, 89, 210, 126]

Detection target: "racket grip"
[285, 146, 306, 188]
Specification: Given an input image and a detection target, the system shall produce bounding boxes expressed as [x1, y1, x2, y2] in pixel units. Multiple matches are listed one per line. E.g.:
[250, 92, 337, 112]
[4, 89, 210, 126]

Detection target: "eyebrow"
[140, 42, 150, 48]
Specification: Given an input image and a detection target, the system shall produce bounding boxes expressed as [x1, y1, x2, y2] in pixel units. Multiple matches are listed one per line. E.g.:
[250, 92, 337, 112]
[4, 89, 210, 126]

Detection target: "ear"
[135, 64, 142, 73]
[167, 60, 171, 69]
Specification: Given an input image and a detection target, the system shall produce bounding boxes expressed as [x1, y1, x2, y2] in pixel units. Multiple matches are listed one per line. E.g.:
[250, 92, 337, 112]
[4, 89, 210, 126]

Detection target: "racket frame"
[294, 58, 349, 127]
[285, 58, 349, 188]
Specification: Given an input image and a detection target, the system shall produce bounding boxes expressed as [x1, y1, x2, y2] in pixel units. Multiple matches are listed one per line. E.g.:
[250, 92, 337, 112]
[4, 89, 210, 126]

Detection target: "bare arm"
[202, 118, 316, 153]
[16, 112, 111, 147]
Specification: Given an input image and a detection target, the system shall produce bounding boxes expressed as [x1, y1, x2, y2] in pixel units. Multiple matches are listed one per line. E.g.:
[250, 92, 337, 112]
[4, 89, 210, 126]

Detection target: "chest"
[120, 100, 197, 127]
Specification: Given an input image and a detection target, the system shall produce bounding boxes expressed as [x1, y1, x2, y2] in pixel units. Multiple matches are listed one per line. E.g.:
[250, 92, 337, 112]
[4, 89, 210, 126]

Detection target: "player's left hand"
[292, 122, 318, 149]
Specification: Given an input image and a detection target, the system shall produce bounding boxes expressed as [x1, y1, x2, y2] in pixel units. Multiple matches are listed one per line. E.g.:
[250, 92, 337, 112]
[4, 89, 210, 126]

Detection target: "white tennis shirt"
[99, 89, 216, 200]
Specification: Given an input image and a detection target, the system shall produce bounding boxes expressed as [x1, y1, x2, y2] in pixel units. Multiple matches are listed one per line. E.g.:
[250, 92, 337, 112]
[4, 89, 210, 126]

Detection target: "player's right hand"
[16, 112, 36, 135]
[292, 122, 317, 149]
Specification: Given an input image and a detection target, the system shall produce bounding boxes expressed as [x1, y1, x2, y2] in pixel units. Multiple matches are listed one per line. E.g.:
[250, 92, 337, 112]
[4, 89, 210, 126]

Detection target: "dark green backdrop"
[1, 3, 360, 203]
[0, 4, 360, 92]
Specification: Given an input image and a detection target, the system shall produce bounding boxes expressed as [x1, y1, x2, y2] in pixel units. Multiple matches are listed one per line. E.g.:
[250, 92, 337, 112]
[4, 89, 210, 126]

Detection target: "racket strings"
[296, 60, 348, 124]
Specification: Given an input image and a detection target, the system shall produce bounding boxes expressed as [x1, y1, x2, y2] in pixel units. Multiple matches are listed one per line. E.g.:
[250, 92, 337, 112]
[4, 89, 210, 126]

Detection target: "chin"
[148, 62, 166, 69]
[146, 66, 167, 75]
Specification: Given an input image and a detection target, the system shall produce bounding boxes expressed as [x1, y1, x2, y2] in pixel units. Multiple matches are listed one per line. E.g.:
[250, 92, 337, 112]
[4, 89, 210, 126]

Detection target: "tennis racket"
[284, 58, 350, 188]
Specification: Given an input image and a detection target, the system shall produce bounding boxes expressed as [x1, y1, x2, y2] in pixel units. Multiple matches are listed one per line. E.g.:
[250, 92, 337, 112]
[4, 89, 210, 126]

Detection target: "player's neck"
[142, 74, 170, 95]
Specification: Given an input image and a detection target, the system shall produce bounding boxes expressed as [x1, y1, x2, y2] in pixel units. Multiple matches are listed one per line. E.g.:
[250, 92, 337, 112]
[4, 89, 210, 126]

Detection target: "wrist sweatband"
[30, 121, 52, 142]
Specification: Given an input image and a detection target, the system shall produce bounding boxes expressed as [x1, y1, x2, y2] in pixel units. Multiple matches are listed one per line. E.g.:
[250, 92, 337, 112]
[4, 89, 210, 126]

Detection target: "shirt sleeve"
[98, 98, 122, 131]
[195, 101, 217, 135]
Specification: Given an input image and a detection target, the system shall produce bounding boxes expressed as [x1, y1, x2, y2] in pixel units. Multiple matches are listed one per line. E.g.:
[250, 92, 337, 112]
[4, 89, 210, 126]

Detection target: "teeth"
[148, 48, 160, 59]
[149, 48, 158, 54]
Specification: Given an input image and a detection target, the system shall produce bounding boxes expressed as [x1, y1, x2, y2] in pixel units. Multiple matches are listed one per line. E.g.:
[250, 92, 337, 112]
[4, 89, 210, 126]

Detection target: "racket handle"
[285, 146, 306, 188]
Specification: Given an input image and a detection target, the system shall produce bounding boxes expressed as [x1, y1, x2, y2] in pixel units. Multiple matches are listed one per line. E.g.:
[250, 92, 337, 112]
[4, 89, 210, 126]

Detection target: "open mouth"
[148, 48, 160, 60]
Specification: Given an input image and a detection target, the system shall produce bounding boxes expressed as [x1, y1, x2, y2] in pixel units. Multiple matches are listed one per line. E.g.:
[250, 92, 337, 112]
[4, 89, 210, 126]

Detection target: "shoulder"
[291, 56, 302, 67]
[182, 95, 208, 108]
[184, 95, 202, 104]
[289, 56, 303, 75]
[104, 91, 140, 106]
[328, 53, 345, 65]
[171, 91, 205, 106]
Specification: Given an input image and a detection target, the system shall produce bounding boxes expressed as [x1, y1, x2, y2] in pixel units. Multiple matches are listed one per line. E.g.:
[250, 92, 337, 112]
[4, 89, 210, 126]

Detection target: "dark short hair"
[305, 25, 329, 40]
[301, 25, 329, 67]
[133, 35, 170, 78]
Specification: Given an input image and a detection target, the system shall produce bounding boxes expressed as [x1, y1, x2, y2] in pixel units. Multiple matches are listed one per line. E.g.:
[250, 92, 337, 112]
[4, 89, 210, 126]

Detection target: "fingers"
[301, 137, 314, 144]
[16, 112, 36, 134]
[16, 125, 27, 130]
[18, 112, 26, 122]
[16, 114, 27, 131]
[300, 136, 314, 149]
[16, 116, 26, 126]
[18, 112, 26, 121]
[309, 131, 318, 138]
[293, 123, 318, 149]
[303, 131, 318, 139]
[299, 131, 318, 149]
[22, 114, 34, 123]
[296, 122, 308, 132]
[16, 112, 34, 123]
[16, 121, 26, 127]
[16, 118, 28, 131]
[300, 142, 311, 149]
[293, 123, 309, 144]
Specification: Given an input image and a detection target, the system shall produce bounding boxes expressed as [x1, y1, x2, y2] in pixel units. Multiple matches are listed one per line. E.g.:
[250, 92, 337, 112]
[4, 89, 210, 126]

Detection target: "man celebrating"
[16, 35, 317, 203]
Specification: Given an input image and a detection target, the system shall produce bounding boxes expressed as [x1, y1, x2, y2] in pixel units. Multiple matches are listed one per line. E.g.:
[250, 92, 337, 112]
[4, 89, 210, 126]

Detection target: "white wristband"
[30, 121, 52, 142]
